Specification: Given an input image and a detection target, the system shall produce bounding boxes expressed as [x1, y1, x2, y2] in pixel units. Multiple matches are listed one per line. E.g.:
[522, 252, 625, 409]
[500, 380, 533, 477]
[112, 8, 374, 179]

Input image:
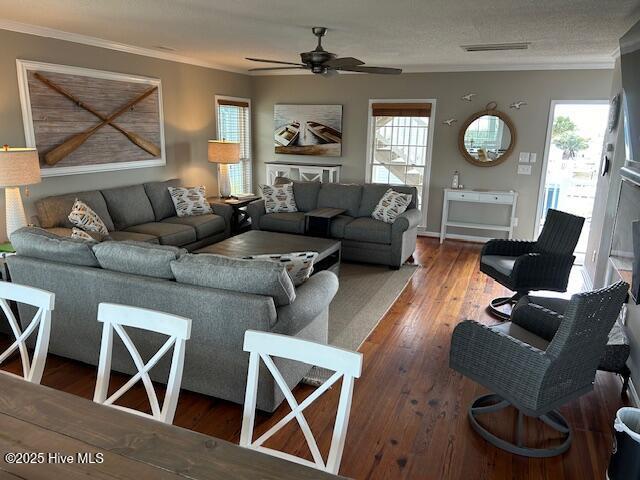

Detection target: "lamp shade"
[0, 146, 41, 187]
[208, 140, 240, 164]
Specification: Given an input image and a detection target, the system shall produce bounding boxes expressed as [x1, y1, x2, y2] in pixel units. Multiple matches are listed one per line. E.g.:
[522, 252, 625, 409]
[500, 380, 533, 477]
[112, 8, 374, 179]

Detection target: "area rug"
[303, 262, 418, 385]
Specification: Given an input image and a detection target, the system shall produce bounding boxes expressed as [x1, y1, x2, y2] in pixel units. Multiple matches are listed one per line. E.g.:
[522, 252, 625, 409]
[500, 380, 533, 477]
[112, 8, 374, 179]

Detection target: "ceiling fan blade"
[249, 66, 306, 72]
[246, 57, 305, 66]
[340, 65, 402, 75]
[323, 57, 364, 68]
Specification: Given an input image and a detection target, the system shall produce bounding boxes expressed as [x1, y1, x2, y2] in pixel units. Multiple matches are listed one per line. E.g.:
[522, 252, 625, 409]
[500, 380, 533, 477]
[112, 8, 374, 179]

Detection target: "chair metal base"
[487, 293, 524, 320]
[468, 394, 572, 458]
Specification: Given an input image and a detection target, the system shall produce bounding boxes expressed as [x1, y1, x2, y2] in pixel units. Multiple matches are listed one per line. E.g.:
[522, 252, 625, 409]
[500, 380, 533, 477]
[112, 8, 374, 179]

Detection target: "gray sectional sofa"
[247, 182, 422, 268]
[8, 227, 338, 412]
[34, 179, 232, 251]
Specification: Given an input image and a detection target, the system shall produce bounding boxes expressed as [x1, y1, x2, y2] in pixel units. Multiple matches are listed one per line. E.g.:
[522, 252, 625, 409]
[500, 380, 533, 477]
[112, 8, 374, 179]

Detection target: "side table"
[207, 195, 261, 234]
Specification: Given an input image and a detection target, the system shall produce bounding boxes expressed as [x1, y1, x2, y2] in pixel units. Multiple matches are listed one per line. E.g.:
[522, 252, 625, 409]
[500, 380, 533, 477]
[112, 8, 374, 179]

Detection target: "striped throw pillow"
[168, 186, 213, 217]
[68, 199, 109, 235]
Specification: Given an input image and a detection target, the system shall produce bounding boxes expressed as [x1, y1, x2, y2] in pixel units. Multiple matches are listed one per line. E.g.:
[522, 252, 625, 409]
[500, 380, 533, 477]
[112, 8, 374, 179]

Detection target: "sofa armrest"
[247, 199, 266, 230]
[271, 270, 339, 336]
[392, 208, 422, 234]
[210, 203, 233, 224]
[481, 239, 536, 257]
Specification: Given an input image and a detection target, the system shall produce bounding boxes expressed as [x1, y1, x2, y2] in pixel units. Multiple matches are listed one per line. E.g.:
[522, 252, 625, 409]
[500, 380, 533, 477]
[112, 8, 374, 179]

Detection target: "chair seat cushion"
[481, 255, 517, 277]
[108, 231, 159, 244]
[162, 214, 225, 240]
[125, 222, 196, 246]
[330, 215, 354, 239]
[260, 212, 306, 234]
[344, 217, 392, 244]
[490, 322, 550, 351]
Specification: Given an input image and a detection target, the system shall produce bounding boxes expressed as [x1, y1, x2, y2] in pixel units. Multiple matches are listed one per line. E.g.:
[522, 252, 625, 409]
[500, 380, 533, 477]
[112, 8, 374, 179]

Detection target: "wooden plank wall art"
[17, 60, 165, 177]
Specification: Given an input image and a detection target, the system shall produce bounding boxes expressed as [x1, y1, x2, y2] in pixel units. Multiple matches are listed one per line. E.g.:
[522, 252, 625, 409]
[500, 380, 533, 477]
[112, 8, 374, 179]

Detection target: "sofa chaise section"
[34, 179, 232, 250]
[247, 181, 421, 268]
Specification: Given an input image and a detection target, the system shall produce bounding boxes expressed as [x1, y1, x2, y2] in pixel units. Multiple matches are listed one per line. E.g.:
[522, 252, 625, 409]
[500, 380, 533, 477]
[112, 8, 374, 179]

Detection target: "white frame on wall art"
[16, 59, 166, 177]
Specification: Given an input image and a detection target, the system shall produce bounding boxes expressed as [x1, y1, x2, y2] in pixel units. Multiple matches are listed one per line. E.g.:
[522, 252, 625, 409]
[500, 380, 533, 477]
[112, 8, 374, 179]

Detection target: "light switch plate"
[529, 153, 537, 163]
[519, 152, 530, 163]
[518, 164, 532, 175]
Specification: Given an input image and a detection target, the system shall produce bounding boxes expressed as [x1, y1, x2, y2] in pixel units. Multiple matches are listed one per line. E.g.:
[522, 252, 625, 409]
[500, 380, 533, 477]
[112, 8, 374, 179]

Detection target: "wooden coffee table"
[195, 230, 341, 274]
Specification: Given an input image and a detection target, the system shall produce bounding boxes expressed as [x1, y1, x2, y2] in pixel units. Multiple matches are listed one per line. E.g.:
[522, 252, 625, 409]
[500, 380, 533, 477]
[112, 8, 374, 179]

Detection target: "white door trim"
[364, 98, 437, 228]
[534, 99, 609, 237]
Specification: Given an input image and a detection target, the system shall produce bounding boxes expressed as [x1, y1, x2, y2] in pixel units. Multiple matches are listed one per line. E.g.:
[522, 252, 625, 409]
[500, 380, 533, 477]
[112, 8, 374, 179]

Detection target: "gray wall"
[0, 28, 251, 240]
[252, 70, 612, 237]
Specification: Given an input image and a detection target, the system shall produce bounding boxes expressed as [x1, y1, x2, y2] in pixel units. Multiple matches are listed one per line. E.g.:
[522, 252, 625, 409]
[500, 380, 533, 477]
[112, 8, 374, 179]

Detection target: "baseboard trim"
[419, 230, 488, 243]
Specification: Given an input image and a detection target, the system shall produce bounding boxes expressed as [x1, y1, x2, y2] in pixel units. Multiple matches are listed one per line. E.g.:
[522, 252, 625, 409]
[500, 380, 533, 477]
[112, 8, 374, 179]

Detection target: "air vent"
[461, 42, 530, 52]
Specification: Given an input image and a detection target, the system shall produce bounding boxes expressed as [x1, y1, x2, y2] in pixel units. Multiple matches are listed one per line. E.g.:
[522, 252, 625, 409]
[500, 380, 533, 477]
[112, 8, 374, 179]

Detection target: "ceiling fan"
[246, 27, 402, 75]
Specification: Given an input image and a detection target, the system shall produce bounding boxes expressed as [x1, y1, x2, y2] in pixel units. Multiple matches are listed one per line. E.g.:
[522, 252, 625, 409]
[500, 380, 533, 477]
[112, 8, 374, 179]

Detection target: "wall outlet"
[519, 152, 530, 163]
[517, 164, 532, 175]
[529, 153, 537, 163]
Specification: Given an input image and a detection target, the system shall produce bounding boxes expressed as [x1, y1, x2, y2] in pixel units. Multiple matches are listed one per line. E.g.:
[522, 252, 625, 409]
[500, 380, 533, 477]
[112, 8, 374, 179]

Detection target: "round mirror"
[458, 103, 516, 167]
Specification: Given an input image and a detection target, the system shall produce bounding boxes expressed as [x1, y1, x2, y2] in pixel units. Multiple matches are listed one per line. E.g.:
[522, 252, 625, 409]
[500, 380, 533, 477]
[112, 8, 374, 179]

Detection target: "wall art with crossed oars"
[17, 60, 166, 177]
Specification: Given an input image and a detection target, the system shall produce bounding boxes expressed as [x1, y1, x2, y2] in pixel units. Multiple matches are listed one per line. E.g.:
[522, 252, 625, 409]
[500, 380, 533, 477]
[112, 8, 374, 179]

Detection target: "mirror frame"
[458, 103, 517, 167]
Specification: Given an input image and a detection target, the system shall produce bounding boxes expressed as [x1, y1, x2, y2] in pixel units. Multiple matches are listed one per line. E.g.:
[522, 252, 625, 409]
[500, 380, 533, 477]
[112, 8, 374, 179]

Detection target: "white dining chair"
[93, 303, 192, 425]
[240, 330, 363, 475]
[0, 281, 55, 384]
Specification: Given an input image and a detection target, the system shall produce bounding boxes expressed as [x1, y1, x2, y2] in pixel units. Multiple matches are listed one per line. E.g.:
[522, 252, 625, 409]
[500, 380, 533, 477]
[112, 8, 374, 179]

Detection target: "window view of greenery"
[372, 115, 429, 210]
[541, 104, 608, 259]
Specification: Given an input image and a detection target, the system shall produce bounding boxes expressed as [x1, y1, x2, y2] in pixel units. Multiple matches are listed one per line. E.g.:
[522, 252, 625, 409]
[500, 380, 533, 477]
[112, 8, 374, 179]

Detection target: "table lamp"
[0, 145, 41, 238]
[208, 140, 240, 198]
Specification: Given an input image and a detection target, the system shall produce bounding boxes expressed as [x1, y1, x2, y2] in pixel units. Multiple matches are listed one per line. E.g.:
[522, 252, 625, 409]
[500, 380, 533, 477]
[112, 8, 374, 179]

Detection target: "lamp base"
[6, 187, 27, 240]
[218, 164, 232, 198]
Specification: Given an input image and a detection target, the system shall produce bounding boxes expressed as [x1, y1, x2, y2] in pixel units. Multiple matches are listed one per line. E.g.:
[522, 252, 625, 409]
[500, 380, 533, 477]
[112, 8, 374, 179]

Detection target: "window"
[215, 96, 252, 194]
[366, 101, 435, 226]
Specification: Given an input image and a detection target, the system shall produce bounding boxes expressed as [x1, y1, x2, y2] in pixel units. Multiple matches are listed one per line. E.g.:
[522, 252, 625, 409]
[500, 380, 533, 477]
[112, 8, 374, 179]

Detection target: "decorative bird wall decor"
[443, 118, 458, 126]
[509, 101, 527, 110]
[461, 93, 477, 102]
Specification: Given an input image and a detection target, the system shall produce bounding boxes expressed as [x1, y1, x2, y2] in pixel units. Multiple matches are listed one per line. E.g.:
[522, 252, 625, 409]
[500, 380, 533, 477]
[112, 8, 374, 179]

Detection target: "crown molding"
[0, 19, 248, 75]
[0, 19, 617, 77]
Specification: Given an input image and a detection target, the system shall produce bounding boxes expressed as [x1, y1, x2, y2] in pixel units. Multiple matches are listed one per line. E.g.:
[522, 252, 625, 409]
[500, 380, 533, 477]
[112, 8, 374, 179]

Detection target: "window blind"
[371, 102, 432, 117]
[217, 99, 252, 194]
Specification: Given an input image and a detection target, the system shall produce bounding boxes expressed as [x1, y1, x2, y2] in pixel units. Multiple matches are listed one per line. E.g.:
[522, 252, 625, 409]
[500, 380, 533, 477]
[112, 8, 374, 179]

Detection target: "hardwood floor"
[0, 238, 628, 479]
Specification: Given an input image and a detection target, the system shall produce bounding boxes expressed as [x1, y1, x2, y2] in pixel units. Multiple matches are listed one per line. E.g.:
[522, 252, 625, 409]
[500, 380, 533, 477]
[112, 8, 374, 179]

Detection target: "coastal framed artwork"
[16, 60, 166, 177]
[274, 104, 342, 156]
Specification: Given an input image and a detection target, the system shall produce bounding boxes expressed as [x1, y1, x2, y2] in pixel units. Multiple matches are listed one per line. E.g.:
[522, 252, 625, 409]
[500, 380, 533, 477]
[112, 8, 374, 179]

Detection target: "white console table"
[265, 162, 341, 184]
[440, 188, 518, 244]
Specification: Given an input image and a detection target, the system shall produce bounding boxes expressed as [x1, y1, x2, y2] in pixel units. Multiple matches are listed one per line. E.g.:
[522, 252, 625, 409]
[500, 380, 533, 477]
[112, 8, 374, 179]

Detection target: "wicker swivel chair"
[449, 281, 628, 457]
[480, 209, 585, 319]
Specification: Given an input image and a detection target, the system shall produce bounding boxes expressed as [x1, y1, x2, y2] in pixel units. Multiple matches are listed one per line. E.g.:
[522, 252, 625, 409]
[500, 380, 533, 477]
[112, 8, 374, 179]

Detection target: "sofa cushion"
[11, 227, 99, 267]
[35, 190, 115, 231]
[317, 184, 362, 217]
[481, 255, 517, 277]
[344, 217, 392, 244]
[359, 184, 418, 217]
[170, 253, 296, 306]
[125, 222, 196, 246]
[260, 212, 306, 234]
[292, 181, 321, 212]
[108, 231, 159, 244]
[101, 184, 156, 230]
[144, 179, 180, 221]
[162, 214, 225, 240]
[93, 241, 186, 279]
[330, 215, 354, 239]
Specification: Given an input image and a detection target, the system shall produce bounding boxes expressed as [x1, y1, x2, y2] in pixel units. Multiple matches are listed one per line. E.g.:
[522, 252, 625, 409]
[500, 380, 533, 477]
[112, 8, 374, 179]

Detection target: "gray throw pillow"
[11, 226, 100, 267]
[170, 253, 296, 306]
[93, 241, 186, 279]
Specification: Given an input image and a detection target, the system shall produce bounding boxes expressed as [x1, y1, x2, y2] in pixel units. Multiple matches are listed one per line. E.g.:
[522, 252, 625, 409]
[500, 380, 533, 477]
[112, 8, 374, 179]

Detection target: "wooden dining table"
[0, 375, 345, 479]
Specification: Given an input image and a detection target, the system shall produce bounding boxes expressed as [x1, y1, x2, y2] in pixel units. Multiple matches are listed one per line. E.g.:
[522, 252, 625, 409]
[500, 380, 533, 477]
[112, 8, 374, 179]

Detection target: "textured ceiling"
[1, 0, 639, 73]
